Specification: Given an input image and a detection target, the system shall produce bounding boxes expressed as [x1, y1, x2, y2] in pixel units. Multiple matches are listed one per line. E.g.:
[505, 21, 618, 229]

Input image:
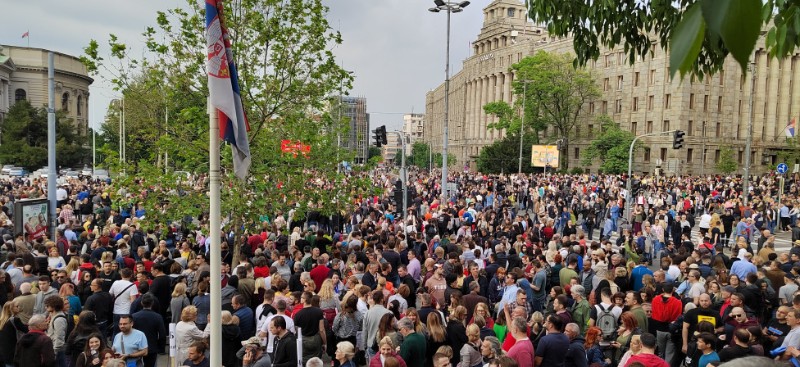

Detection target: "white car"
[1, 165, 14, 175]
[7, 167, 27, 177]
[92, 169, 110, 180]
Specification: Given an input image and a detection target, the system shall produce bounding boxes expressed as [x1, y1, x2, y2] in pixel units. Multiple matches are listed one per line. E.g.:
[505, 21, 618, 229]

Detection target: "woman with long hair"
[0, 302, 28, 367]
[220, 311, 241, 367]
[60, 282, 82, 317]
[492, 308, 507, 343]
[74, 333, 106, 367]
[610, 312, 638, 362]
[192, 280, 210, 331]
[584, 326, 609, 367]
[376, 313, 401, 349]
[469, 302, 494, 329]
[403, 308, 426, 335]
[319, 279, 341, 326]
[426, 312, 449, 367]
[170, 282, 190, 324]
[446, 306, 469, 366]
[68, 311, 102, 367]
[65, 257, 81, 284]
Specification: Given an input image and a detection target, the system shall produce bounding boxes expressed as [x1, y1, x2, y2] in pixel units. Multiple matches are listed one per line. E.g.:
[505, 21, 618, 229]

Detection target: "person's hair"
[427, 312, 447, 342]
[450, 305, 467, 322]
[512, 316, 527, 335]
[221, 311, 234, 325]
[44, 294, 64, 311]
[180, 305, 198, 322]
[319, 279, 335, 301]
[271, 315, 286, 330]
[697, 332, 716, 348]
[189, 340, 207, 354]
[384, 356, 399, 367]
[546, 314, 564, 332]
[0, 303, 13, 330]
[306, 357, 324, 367]
[583, 326, 603, 349]
[105, 359, 126, 367]
[83, 333, 107, 355]
[483, 336, 503, 358]
[639, 332, 656, 349]
[378, 313, 396, 340]
[336, 341, 355, 360]
[734, 328, 751, 343]
[433, 352, 451, 365]
[397, 317, 414, 331]
[495, 356, 519, 367]
[171, 282, 187, 298]
[466, 323, 480, 341]
[619, 311, 637, 331]
[378, 335, 394, 349]
[372, 290, 385, 304]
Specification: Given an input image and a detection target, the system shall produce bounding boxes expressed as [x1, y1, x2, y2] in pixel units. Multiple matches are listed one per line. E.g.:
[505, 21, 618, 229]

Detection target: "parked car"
[8, 167, 28, 177]
[92, 169, 110, 180]
[1, 165, 14, 175]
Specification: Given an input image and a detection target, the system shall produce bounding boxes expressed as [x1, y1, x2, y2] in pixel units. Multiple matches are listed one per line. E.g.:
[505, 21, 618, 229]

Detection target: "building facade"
[0, 46, 93, 134]
[424, 0, 800, 175]
[335, 96, 370, 164]
[402, 113, 425, 144]
[382, 133, 403, 165]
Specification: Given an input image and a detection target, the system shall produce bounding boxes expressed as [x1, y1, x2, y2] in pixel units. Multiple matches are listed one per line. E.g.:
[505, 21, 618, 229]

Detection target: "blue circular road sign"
[778, 163, 789, 174]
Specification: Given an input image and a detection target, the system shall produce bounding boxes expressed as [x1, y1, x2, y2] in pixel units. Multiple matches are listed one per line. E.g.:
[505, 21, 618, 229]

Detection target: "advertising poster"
[530, 145, 560, 168]
[15, 199, 49, 242]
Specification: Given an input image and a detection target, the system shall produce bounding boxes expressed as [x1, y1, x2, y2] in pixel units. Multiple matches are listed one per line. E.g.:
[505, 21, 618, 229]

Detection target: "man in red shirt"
[507, 316, 534, 367]
[308, 256, 330, 292]
[624, 333, 669, 367]
[650, 283, 682, 363]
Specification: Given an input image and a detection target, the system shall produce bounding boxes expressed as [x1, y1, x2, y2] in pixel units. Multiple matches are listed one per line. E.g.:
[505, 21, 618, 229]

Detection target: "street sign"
[778, 163, 789, 174]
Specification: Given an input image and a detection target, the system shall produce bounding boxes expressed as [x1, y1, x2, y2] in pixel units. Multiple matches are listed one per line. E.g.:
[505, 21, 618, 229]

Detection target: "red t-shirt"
[507, 338, 534, 367]
[309, 265, 330, 292]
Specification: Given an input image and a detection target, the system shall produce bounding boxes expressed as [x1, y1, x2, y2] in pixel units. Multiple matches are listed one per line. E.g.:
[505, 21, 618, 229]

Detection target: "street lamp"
[429, 0, 469, 202]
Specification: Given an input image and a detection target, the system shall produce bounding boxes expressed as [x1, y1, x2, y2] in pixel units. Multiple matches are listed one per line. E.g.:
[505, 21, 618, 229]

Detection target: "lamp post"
[742, 60, 757, 206]
[429, 0, 470, 202]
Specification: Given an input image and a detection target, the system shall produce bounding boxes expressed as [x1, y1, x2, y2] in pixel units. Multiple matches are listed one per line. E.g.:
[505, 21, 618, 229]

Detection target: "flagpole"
[208, 100, 222, 367]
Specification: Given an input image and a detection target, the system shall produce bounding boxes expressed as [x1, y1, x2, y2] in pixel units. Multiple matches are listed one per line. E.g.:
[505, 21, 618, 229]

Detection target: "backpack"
[54, 313, 75, 341]
[595, 304, 617, 341]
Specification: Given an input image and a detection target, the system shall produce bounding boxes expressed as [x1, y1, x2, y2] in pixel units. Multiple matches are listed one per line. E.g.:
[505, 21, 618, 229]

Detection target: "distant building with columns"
[0, 46, 93, 135]
[425, 0, 800, 175]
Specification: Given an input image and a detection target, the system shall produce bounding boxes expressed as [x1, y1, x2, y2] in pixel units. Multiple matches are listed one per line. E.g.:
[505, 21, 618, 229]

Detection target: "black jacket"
[132, 309, 167, 354]
[564, 336, 588, 367]
[271, 331, 298, 367]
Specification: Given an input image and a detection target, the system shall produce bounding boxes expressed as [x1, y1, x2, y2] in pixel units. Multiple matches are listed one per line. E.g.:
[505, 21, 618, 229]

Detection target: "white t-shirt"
[260, 314, 295, 351]
[109, 279, 138, 314]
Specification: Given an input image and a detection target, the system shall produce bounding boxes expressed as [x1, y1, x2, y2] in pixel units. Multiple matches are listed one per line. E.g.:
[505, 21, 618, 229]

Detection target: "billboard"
[531, 145, 560, 168]
[15, 199, 49, 242]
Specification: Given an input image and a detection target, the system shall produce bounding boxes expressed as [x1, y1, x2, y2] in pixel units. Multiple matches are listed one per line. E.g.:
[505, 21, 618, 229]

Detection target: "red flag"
[21, 31, 29, 39]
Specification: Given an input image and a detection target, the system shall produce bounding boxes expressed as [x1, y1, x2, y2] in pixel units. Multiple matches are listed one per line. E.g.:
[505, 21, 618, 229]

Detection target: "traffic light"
[373, 126, 387, 147]
[672, 130, 685, 149]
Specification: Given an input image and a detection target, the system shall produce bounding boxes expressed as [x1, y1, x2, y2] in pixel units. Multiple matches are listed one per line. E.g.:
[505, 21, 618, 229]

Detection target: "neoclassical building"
[425, 0, 800, 175]
[0, 46, 93, 135]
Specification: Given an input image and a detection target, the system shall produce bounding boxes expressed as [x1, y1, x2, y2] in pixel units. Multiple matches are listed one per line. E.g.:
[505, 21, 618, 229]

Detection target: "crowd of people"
[1, 170, 800, 367]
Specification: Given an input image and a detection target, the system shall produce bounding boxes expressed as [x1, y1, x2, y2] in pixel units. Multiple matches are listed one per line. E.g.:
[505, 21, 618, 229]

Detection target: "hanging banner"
[531, 145, 560, 168]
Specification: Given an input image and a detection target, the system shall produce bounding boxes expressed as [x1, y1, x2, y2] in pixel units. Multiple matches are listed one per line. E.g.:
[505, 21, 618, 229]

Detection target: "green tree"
[368, 146, 382, 160]
[0, 101, 88, 170]
[526, 0, 792, 79]
[81, 0, 374, 232]
[512, 51, 600, 170]
[477, 133, 538, 174]
[716, 145, 739, 174]
[582, 116, 638, 174]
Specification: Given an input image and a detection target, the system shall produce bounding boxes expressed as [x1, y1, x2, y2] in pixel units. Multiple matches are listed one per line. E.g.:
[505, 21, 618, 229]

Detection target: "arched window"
[507, 8, 515, 17]
[61, 92, 70, 111]
[14, 89, 26, 102]
[77, 95, 83, 116]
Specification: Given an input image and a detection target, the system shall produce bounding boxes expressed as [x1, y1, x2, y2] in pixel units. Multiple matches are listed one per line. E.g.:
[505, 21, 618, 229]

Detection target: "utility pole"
[47, 52, 57, 242]
[626, 130, 679, 220]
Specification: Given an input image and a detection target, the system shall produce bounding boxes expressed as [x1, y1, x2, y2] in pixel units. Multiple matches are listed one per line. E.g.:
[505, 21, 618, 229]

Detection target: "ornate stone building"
[425, 0, 800, 175]
[0, 46, 93, 135]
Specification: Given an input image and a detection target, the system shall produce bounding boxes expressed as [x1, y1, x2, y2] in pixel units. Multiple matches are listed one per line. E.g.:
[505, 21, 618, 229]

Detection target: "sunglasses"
[732, 314, 743, 318]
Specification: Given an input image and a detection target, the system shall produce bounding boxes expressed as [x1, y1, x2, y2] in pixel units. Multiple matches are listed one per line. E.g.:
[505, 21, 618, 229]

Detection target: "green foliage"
[526, 0, 790, 80]
[368, 146, 382, 160]
[0, 101, 87, 170]
[82, 0, 371, 232]
[716, 145, 739, 174]
[477, 133, 538, 174]
[570, 167, 584, 174]
[777, 135, 800, 166]
[581, 116, 637, 174]
[512, 51, 600, 169]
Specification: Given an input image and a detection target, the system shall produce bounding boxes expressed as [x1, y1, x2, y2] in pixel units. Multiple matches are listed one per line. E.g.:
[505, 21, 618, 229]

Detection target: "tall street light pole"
[430, 0, 469, 203]
[742, 60, 757, 206]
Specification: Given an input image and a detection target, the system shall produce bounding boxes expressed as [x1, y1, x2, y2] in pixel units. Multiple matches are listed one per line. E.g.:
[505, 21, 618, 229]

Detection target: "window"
[649, 69, 656, 84]
[14, 89, 26, 102]
[644, 148, 651, 162]
[589, 102, 595, 113]
[604, 78, 610, 91]
[687, 148, 694, 163]
[632, 97, 639, 111]
[634, 72, 640, 86]
[601, 101, 608, 114]
[617, 76, 624, 90]
[646, 120, 653, 134]
[61, 92, 70, 112]
[615, 99, 622, 113]
[648, 95, 654, 110]
[716, 122, 721, 137]
[617, 52, 624, 65]
[660, 148, 667, 161]
[574, 147, 580, 159]
[588, 124, 594, 135]
[738, 150, 743, 164]
[701, 121, 706, 137]
[715, 150, 721, 163]
[664, 94, 671, 109]
[605, 54, 611, 68]
[689, 94, 695, 109]
[77, 95, 83, 116]
[663, 120, 670, 131]
[717, 96, 722, 112]
[631, 121, 638, 134]
[507, 7, 515, 17]
[703, 95, 709, 111]
[738, 100, 743, 114]
[719, 70, 725, 86]
[740, 74, 745, 91]
[688, 120, 693, 136]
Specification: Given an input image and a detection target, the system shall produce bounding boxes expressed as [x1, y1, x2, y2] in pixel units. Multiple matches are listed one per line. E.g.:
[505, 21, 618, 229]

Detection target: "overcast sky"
[3, 0, 490, 132]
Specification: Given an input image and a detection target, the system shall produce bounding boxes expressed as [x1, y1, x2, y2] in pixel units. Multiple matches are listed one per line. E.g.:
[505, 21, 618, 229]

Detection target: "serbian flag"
[206, 0, 251, 179]
[786, 117, 797, 138]
[21, 31, 29, 39]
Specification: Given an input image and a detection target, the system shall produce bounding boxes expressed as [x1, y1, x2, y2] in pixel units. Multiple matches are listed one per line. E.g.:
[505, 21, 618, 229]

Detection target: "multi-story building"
[425, 0, 799, 175]
[402, 113, 424, 144]
[0, 46, 93, 134]
[382, 133, 403, 165]
[335, 96, 369, 164]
